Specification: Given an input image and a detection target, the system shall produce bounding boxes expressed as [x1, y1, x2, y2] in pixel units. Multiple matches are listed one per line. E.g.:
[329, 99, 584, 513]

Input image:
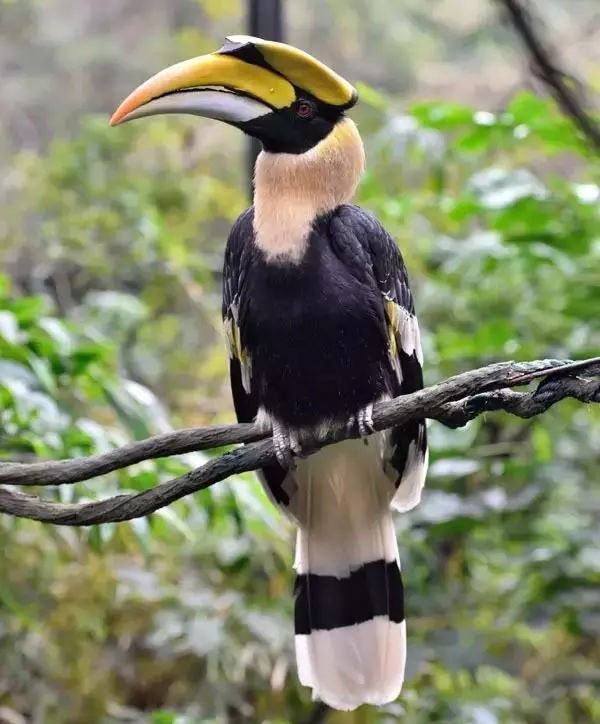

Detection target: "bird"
[111, 35, 428, 712]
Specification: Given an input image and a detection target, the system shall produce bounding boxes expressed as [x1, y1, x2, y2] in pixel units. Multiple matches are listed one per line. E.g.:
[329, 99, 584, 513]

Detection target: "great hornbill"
[111, 36, 428, 711]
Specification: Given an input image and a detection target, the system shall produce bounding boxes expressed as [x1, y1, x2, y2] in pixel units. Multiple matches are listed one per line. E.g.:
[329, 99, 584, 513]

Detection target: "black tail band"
[294, 559, 404, 634]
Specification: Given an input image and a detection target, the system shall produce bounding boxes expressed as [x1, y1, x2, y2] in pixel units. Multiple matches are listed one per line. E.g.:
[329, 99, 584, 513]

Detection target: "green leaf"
[5, 295, 47, 325]
[0, 274, 10, 297]
[153, 507, 194, 542]
[0, 310, 20, 344]
[354, 81, 389, 110]
[532, 424, 553, 464]
[411, 100, 475, 129]
[27, 355, 58, 395]
[506, 91, 551, 125]
[38, 317, 74, 353]
[151, 712, 177, 724]
[70, 343, 112, 375]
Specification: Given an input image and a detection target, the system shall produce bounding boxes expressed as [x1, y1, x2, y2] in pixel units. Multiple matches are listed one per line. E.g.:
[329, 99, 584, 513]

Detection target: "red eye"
[296, 100, 316, 119]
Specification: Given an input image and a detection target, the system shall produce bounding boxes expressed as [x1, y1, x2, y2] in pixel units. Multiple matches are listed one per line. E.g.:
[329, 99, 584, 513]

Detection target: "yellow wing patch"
[384, 297, 400, 359]
[384, 296, 423, 367]
[224, 313, 252, 394]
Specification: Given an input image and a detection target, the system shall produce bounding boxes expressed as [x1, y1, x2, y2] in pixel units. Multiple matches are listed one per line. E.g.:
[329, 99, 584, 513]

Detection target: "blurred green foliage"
[0, 1, 599, 722]
[0, 272, 292, 722]
[1, 116, 246, 416]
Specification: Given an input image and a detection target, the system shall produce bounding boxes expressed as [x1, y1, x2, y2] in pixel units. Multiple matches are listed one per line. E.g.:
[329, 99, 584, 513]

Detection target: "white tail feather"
[292, 437, 406, 710]
[296, 619, 406, 710]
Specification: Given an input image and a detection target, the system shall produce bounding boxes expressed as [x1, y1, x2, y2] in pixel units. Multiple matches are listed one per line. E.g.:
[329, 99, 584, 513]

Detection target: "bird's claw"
[357, 403, 375, 437]
[348, 404, 376, 443]
[272, 420, 301, 470]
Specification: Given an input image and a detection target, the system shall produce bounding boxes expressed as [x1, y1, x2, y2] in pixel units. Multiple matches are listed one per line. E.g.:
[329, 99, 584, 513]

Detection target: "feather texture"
[291, 437, 406, 710]
[222, 201, 428, 711]
[392, 430, 429, 512]
[296, 619, 406, 710]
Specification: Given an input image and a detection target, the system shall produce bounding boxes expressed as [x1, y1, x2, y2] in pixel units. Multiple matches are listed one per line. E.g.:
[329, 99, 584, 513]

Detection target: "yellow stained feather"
[384, 297, 400, 358]
[224, 316, 252, 392]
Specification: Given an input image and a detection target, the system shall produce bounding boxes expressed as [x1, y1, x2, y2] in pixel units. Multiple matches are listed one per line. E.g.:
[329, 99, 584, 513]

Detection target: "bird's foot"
[357, 403, 376, 437]
[347, 403, 376, 443]
[272, 420, 302, 470]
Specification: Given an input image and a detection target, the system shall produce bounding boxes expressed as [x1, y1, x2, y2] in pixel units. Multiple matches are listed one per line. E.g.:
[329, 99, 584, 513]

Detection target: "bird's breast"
[243, 235, 391, 428]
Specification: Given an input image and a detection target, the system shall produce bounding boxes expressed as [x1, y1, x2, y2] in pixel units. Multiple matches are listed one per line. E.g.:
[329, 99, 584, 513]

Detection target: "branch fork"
[0, 357, 598, 525]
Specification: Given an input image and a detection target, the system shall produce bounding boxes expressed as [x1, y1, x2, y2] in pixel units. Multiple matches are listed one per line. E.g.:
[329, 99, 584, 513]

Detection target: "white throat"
[252, 117, 365, 264]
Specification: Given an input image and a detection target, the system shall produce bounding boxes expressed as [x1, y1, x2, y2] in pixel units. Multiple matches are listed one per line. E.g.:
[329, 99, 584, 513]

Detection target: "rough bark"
[0, 357, 597, 526]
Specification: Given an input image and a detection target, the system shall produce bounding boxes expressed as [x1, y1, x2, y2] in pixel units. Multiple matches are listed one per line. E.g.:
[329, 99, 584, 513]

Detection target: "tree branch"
[0, 357, 598, 526]
[495, 0, 600, 151]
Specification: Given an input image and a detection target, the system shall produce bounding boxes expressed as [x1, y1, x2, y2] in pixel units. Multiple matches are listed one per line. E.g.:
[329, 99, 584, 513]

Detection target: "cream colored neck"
[252, 117, 365, 264]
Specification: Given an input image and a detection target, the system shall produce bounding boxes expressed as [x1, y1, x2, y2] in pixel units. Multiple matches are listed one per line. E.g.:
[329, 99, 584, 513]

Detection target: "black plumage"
[294, 560, 404, 634]
[223, 203, 426, 493]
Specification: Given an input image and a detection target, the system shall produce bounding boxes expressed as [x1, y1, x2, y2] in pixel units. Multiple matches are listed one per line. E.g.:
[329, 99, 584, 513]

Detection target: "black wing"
[329, 204, 428, 505]
[222, 208, 291, 508]
[222, 207, 256, 424]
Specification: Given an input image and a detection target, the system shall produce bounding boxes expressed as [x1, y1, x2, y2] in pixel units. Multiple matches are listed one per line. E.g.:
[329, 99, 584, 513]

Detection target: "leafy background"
[0, 1, 599, 722]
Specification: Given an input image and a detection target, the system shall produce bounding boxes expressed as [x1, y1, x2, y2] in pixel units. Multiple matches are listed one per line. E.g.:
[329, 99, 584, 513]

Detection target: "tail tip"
[296, 618, 406, 711]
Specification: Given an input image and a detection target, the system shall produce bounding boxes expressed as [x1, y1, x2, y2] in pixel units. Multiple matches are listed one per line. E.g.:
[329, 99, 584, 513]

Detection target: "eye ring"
[296, 100, 316, 119]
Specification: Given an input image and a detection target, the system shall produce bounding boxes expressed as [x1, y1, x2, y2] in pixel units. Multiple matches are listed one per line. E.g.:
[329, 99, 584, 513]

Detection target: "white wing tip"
[392, 445, 429, 512]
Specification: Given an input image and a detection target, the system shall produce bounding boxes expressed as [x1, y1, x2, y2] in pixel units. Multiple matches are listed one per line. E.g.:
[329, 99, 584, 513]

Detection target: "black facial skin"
[238, 94, 344, 154]
[216, 41, 353, 154]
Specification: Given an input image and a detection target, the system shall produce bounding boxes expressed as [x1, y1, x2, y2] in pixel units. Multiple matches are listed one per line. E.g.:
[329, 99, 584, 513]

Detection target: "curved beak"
[110, 52, 295, 127]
